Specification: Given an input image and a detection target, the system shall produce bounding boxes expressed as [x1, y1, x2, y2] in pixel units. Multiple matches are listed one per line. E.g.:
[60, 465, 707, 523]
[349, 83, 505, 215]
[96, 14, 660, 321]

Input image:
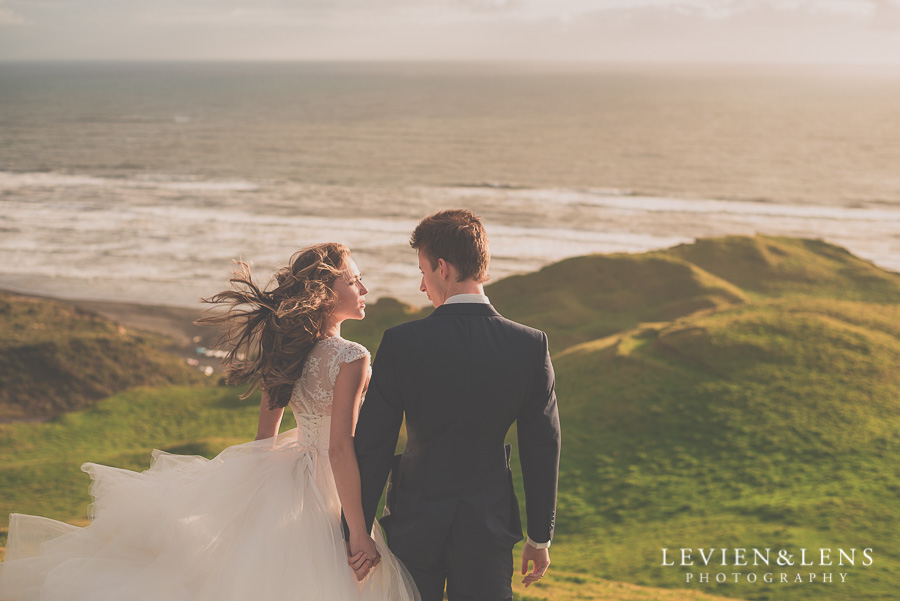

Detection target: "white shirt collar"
[443, 293, 491, 305]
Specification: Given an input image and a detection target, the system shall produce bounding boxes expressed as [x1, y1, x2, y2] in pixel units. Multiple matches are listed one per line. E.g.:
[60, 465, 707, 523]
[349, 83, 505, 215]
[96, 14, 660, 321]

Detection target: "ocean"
[1, 61, 898, 308]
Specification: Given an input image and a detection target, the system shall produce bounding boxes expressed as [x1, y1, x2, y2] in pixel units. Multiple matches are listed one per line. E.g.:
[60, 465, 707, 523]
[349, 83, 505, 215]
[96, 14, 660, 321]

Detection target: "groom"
[351, 209, 561, 600]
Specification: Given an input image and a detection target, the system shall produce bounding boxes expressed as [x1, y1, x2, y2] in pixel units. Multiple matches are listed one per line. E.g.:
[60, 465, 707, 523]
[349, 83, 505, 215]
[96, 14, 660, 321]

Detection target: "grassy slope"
[658, 235, 900, 303]
[535, 298, 900, 601]
[510, 573, 744, 601]
[3, 234, 900, 601]
[0, 293, 205, 419]
[485, 253, 750, 353]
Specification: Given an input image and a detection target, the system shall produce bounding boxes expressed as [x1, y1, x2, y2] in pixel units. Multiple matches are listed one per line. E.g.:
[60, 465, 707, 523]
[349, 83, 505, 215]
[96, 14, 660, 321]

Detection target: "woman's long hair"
[197, 243, 350, 410]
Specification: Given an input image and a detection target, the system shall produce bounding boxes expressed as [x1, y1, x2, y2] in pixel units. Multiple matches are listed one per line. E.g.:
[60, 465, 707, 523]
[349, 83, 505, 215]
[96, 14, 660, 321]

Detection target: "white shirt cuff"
[526, 536, 551, 549]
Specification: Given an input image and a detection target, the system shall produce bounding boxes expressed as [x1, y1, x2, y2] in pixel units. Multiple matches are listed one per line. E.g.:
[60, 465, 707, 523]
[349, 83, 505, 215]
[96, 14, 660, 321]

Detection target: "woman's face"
[332, 256, 368, 322]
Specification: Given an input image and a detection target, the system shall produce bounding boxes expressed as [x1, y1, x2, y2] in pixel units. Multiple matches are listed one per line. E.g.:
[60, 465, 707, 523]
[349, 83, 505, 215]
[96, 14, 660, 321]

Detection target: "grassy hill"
[658, 235, 900, 303]
[484, 253, 750, 352]
[535, 297, 900, 600]
[2, 234, 899, 600]
[0, 292, 205, 419]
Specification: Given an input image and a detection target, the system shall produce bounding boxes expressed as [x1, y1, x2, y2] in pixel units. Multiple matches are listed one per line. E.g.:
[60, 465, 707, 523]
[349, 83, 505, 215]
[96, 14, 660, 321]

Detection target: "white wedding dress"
[0, 336, 420, 601]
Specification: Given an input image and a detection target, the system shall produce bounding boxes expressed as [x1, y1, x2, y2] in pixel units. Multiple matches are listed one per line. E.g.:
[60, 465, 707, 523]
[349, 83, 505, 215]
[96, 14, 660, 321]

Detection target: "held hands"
[346, 532, 381, 581]
[521, 544, 550, 587]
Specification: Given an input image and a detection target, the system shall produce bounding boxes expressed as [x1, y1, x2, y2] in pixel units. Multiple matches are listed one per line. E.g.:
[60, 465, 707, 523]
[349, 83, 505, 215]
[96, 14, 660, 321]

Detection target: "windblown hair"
[197, 243, 350, 410]
[410, 209, 490, 283]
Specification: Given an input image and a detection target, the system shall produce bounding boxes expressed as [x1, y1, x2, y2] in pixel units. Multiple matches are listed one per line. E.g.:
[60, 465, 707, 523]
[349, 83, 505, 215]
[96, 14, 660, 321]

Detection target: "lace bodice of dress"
[289, 336, 371, 418]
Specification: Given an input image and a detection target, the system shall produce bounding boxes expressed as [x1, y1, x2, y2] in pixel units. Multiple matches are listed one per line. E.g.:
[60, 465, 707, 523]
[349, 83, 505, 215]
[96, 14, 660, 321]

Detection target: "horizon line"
[2, 58, 900, 68]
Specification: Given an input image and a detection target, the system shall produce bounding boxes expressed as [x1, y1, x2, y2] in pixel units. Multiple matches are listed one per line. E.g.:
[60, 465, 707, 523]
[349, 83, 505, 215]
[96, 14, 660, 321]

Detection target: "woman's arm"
[255, 391, 284, 441]
[329, 358, 378, 560]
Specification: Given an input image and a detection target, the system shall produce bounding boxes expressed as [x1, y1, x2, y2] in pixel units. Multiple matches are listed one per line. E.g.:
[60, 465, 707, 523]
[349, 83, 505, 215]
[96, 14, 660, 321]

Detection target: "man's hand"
[346, 533, 381, 581]
[521, 544, 550, 587]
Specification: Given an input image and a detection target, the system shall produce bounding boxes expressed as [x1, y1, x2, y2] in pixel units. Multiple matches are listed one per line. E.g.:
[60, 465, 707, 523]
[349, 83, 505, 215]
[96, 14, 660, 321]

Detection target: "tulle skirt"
[0, 427, 419, 601]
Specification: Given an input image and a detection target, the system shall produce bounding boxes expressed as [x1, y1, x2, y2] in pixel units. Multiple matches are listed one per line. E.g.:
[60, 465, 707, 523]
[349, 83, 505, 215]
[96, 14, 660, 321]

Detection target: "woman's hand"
[347, 532, 381, 581]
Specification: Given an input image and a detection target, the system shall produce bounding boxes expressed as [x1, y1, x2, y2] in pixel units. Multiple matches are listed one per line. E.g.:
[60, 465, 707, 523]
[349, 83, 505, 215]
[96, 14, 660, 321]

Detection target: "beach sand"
[69, 298, 214, 349]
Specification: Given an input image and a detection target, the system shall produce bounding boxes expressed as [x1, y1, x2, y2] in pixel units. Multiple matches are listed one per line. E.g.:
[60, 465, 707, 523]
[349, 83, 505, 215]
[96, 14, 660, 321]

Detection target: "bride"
[0, 243, 421, 601]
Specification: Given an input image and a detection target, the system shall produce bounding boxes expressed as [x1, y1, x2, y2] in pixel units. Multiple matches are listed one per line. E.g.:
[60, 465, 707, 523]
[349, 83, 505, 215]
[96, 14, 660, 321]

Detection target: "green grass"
[658, 235, 900, 303]
[486, 253, 750, 353]
[0, 386, 263, 525]
[534, 297, 900, 601]
[508, 569, 744, 601]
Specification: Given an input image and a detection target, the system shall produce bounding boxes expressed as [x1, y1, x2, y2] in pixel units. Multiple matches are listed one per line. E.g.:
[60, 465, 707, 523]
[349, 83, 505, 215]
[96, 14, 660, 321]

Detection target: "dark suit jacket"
[353, 302, 560, 566]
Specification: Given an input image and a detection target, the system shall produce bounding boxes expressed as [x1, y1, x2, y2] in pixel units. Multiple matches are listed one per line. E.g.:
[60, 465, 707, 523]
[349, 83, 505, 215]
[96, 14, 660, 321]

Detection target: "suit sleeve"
[517, 331, 561, 545]
[352, 328, 404, 535]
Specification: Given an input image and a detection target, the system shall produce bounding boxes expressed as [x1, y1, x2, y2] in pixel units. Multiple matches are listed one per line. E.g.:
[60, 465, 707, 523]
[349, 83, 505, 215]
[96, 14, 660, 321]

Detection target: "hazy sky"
[2, 0, 900, 63]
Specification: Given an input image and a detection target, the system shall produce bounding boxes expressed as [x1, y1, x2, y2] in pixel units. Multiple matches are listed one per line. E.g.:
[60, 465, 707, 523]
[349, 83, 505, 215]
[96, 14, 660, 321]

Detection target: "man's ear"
[437, 258, 450, 281]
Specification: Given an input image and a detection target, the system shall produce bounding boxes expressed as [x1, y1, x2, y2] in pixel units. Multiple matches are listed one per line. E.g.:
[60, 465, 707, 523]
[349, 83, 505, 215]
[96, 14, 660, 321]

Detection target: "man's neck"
[444, 282, 485, 299]
[436, 283, 487, 307]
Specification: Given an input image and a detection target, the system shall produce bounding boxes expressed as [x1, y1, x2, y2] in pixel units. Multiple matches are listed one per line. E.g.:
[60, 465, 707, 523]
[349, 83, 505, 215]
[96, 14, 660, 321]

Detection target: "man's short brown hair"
[410, 209, 490, 283]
